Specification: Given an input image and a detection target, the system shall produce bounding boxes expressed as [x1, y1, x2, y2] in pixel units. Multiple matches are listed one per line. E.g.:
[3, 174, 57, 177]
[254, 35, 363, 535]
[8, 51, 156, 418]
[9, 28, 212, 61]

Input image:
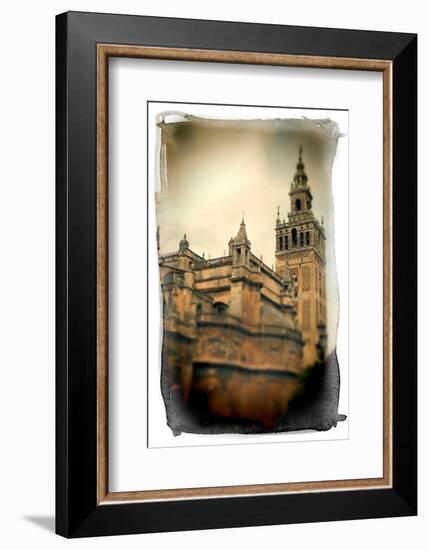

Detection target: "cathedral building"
[157, 147, 327, 426]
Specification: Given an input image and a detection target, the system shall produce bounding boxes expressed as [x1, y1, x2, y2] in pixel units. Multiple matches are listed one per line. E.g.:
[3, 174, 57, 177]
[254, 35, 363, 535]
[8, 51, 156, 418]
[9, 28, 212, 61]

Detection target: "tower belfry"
[275, 147, 327, 366]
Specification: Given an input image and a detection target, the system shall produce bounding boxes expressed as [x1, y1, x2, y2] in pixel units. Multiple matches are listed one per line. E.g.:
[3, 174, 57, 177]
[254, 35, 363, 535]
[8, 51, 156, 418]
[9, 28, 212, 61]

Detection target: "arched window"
[295, 198, 302, 211]
[291, 228, 297, 247]
[213, 302, 227, 316]
[196, 303, 202, 317]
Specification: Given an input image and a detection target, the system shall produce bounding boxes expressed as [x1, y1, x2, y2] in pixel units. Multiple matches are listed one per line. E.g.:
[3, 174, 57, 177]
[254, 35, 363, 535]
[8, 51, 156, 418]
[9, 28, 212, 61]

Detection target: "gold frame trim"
[96, 44, 393, 504]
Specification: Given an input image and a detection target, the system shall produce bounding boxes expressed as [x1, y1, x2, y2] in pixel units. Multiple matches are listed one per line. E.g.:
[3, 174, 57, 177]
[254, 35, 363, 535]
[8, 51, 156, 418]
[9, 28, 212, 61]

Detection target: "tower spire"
[293, 145, 308, 187]
[179, 233, 189, 252]
[235, 217, 250, 244]
[229, 216, 251, 265]
[288, 146, 312, 213]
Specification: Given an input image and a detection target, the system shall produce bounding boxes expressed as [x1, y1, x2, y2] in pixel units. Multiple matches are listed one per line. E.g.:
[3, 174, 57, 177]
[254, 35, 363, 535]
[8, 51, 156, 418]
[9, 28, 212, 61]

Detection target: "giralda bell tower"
[275, 147, 327, 367]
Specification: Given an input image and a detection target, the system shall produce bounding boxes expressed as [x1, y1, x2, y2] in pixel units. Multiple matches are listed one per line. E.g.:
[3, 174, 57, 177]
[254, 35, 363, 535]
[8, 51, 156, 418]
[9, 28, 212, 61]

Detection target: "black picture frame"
[56, 11, 417, 538]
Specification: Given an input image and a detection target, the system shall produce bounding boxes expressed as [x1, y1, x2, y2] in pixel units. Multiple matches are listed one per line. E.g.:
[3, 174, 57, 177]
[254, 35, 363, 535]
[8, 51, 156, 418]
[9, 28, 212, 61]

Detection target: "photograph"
[153, 105, 347, 436]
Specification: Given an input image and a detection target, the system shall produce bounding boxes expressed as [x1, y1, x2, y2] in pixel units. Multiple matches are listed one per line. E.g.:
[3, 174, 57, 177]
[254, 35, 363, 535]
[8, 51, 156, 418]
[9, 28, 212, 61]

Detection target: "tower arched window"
[295, 198, 302, 211]
[291, 228, 297, 247]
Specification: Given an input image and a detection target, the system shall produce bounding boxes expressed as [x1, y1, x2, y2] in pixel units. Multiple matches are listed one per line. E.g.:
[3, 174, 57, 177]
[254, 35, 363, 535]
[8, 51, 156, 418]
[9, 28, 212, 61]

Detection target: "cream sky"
[154, 113, 342, 349]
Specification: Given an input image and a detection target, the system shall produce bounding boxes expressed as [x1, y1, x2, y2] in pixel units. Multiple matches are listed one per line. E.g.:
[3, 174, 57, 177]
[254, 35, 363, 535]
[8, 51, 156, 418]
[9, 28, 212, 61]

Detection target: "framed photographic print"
[56, 11, 417, 537]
